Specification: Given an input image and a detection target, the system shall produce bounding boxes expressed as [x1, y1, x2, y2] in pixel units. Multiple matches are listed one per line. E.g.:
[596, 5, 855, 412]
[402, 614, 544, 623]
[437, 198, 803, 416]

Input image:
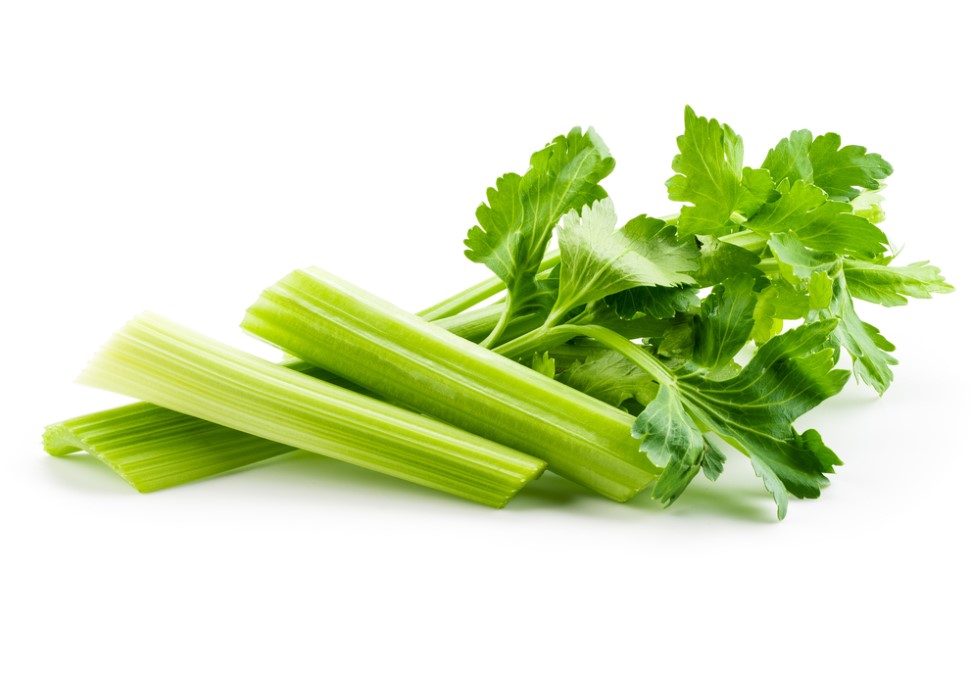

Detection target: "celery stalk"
[242, 267, 661, 502]
[43, 359, 368, 492]
[76, 313, 545, 507]
[44, 402, 297, 492]
[44, 305, 525, 493]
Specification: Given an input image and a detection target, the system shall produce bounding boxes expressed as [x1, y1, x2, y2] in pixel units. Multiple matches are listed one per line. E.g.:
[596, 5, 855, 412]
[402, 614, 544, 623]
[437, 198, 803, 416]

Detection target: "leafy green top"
[463, 107, 950, 518]
[763, 129, 893, 201]
[666, 105, 775, 237]
[553, 199, 698, 320]
[464, 128, 615, 316]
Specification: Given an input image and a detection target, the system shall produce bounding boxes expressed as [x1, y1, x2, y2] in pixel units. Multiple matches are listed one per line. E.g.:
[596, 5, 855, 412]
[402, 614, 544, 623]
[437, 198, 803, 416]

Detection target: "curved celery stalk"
[76, 313, 545, 508]
[44, 402, 297, 492]
[242, 267, 660, 502]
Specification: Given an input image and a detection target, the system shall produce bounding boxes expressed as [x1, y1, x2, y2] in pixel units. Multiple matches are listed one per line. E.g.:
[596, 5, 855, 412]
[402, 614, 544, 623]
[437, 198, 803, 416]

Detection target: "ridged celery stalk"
[76, 313, 545, 507]
[44, 360, 361, 491]
[44, 402, 297, 492]
[242, 267, 660, 502]
[43, 305, 530, 493]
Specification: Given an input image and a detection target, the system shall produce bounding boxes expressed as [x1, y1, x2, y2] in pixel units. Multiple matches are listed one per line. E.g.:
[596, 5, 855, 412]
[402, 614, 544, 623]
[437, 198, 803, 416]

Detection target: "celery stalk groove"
[77, 313, 545, 507]
[44, 402, 297, 492]
[242, 267, 661, 501]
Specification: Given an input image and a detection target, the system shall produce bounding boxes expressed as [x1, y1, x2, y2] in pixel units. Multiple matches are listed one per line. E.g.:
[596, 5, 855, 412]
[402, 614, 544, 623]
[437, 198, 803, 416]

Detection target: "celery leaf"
[558, 349, 655, 408]
[692, 274, 757, 372]
[763, 130, 893, 201]
[553, 199, 697, 316]
[666, 106, 776, 237]
[747, 180, 888, 260]
[844, 260, 954, 307]
[465, 128, 615, 309]
[694, 235, 761, 286]
[815, 271, 898, 395]
[635, 320, 849, 518]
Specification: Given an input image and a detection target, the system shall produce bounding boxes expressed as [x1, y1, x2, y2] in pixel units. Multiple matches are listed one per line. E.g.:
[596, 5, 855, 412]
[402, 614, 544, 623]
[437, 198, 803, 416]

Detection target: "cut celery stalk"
[43, 305, 523, 492]
[242, 267, 660, 502]
[44, 359, 368, 492]
[48, 276, 654, 494]
[44, 402, 297, 492]
[44, 258, 552, 491]
[76, 313, 546, 507]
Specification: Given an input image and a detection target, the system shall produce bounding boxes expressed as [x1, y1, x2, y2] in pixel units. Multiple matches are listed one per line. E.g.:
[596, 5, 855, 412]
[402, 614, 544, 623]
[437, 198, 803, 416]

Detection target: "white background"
[2, 1, 977, 675]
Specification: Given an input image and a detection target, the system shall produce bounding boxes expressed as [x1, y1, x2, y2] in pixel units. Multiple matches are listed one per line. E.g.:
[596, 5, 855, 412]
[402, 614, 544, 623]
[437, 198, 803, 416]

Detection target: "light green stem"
[418, 251, 562, 321]
[479, 295, 515, 348]
[44, 403, 297, 492]
[243, 267, 660, 501]
[77, 313, 545, 508]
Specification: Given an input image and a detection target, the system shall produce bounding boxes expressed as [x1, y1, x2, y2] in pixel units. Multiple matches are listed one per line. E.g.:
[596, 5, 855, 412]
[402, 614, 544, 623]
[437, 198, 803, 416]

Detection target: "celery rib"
[76, 313, 545, 508]
[43, 402, 297, 492]
[44, 304, 517, 493]
[242, 267, 661, 502]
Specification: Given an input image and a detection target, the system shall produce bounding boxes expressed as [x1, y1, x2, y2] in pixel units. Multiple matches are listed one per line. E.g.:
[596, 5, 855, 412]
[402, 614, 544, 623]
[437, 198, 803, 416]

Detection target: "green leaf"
[751, 289, 782, 345]
[763, 130, 893, 201]
[558, 349, 655, 408]
[554, 200, 698, 316]
[692, 274, 757, 372]
[605, 285, 700, 320]
[634, 385, 709, 504]
[762, 129, 814, 186]
[634, 321, 849, 518]
[464, 127, 615, 307]
[666, 106, 775, 237]
[810, 133, 893, 201]
[656, 316, 697, 362]
[844, 260, 954, 307]
[768, 232, 900, 394]
[683, 321, 848, 518]
[751, 277, 812, 344]
[850, 189, 887, 224]
[695, 235, 761, 286]
[736, 167, 779, 216]
[768, 232, 839, 281]
[701, 439, 726, 481]
[814, 271, 897, 395]
[747, 180, 888, 259]
[763, 279, 811, 319]
[809, 270, 834, 310]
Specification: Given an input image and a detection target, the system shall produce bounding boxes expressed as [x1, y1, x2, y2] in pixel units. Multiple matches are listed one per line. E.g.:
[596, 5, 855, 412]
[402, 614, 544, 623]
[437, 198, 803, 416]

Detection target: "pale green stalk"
[44, 403, 297, 492]
[76, 313, 545, 508]
[242, 267, 660, 501]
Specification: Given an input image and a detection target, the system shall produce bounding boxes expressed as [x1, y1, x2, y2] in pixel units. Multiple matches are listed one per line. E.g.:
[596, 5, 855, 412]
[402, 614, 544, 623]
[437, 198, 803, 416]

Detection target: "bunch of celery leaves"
[45, 107, 952, 519]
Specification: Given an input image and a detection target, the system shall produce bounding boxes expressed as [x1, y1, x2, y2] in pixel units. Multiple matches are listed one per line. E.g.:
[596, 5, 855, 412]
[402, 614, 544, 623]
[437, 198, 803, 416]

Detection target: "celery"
[44, 402, 296, 492]
[76, 313, 545, 507]
[48, 305, 530, 492]
[43, 359, 344, 492]
[45, 252, 557, 493]
[45, 109, 952, 519]
[242, 267, 661, 502]
[44, 359, 373, 492]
